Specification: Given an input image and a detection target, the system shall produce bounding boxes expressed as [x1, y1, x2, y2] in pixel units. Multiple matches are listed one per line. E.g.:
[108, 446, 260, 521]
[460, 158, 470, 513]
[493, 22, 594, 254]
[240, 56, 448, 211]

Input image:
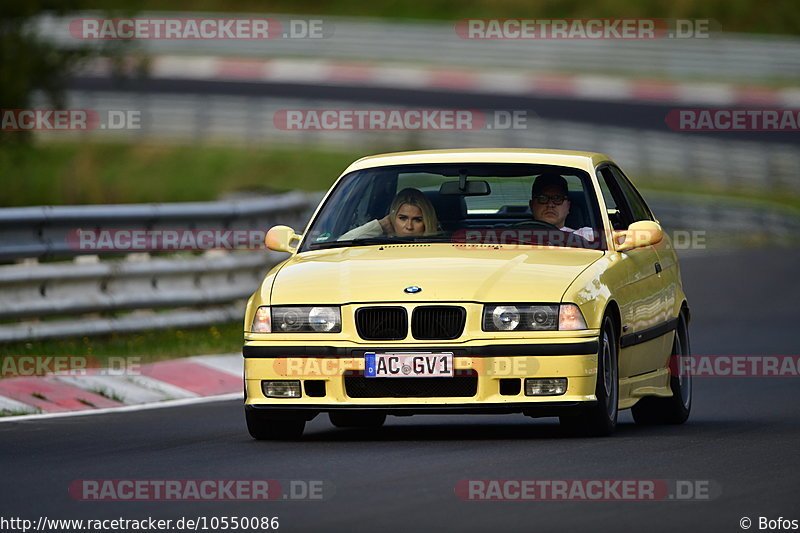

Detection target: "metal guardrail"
[0, 192, 314, 261]
[34, 12, 800, 81]
[0, 192, 319, 343]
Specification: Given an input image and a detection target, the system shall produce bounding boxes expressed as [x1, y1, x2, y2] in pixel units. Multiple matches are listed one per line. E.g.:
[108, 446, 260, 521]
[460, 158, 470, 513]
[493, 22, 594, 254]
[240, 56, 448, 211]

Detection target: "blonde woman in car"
[340, 187, 440, 239]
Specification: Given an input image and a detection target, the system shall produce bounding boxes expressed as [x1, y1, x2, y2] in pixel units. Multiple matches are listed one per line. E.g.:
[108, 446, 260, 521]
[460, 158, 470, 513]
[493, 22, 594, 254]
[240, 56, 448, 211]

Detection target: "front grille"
[355, 307, 407, 340]
[344, 369, 478, 398]
[411, 306, 466, 340]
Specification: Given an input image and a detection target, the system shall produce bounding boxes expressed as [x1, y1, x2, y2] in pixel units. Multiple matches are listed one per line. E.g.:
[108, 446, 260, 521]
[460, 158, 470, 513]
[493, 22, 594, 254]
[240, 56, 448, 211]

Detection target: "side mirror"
[615, 221, 663, 251]
[265, 225, 301, 253]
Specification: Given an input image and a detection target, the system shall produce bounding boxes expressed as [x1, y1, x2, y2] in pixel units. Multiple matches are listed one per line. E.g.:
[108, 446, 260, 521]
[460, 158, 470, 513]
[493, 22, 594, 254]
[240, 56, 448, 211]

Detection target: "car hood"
[269, 244, 604, 304]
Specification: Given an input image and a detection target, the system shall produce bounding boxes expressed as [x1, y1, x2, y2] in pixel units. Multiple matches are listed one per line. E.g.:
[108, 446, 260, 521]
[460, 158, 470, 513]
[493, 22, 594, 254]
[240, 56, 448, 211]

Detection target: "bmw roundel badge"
[404, 286, 422, 294]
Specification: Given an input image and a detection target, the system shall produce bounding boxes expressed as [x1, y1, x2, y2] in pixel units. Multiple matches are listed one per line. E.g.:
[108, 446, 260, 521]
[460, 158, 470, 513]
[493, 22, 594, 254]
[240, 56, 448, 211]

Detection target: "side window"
[609, 166, 653, 222]
[596, 167, 632, 230]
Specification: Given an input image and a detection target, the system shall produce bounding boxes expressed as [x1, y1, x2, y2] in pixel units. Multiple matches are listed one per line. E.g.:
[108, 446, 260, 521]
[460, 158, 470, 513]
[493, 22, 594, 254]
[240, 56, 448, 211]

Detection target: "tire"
[329, 410, 386, 428]
[245, 407, 306, 440]
[560, 314, 619, 437]
[631, 312, 692, 425]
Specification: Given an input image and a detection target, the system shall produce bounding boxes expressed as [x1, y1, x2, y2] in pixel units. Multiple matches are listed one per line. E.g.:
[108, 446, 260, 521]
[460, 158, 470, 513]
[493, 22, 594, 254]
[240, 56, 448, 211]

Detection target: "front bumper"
[244, 339, 600, 415]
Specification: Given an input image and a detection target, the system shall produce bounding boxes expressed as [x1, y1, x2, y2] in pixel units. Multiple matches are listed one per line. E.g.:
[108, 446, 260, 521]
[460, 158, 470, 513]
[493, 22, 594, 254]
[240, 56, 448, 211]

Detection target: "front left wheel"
[631, 312, 692, 425]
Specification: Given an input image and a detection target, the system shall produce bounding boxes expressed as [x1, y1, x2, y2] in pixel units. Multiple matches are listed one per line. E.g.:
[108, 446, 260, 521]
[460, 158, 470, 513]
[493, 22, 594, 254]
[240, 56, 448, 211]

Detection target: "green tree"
[0, 2, 138, 143]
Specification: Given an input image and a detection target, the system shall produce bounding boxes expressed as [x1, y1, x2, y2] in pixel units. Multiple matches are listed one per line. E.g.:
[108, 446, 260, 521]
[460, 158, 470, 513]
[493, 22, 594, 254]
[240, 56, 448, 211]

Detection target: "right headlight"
[250, 306, 342, 333]
[482, 304, 586, 331]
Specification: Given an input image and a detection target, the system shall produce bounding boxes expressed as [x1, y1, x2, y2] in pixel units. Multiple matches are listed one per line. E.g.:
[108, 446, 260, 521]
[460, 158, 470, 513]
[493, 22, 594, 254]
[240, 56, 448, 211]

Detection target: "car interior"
[422, 187, 592, 231]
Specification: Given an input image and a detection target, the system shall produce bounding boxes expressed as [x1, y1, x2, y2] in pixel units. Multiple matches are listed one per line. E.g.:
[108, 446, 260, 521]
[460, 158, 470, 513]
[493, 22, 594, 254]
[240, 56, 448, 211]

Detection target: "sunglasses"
[534, 194, 568, 205]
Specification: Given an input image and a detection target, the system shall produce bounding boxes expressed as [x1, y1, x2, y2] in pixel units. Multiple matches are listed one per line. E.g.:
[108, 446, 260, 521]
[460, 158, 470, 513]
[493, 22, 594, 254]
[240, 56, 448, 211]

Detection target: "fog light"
[262, 380, 302, 398]
[525, 378, 567, 396]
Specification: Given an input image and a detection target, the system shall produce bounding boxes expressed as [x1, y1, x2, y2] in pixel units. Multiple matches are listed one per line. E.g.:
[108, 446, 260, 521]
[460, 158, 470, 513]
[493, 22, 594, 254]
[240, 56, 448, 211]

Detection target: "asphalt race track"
[1, 248, 799, 533]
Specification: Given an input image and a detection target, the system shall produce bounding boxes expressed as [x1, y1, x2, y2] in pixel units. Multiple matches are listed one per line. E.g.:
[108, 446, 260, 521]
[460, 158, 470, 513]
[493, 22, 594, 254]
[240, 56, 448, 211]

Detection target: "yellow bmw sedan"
[243, 149, 691, 439]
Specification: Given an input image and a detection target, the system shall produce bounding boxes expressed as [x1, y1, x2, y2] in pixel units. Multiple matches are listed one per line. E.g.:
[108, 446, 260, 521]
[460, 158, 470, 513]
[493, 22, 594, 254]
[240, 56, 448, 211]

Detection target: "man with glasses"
[529, 173, 595, 241]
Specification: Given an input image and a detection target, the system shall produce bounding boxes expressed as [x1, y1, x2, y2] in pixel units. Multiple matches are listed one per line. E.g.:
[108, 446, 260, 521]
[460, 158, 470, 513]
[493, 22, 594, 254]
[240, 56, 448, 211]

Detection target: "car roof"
[342, 148, 613, 174]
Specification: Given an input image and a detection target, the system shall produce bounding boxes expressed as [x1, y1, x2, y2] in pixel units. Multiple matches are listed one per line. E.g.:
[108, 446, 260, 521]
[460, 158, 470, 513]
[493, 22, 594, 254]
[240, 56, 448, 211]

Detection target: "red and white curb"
[0, 353, 242, 421]
[82, 55, 800, 107]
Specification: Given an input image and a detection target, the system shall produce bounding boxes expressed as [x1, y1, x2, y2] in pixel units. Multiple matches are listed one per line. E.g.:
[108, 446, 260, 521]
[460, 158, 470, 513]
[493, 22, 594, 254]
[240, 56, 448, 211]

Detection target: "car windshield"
[300, 163, 606, 252]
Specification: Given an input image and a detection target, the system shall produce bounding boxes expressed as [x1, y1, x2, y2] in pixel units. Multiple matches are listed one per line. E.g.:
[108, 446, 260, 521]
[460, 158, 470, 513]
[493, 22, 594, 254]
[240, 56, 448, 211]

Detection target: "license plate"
[364, 352, 454, 378]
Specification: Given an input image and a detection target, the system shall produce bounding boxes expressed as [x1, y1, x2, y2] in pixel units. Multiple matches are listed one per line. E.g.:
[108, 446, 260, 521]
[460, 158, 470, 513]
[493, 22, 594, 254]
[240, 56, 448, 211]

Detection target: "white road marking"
[190, 353, 242, 377]
[0, 395, 40, 414]
[0, 393, 241, 423]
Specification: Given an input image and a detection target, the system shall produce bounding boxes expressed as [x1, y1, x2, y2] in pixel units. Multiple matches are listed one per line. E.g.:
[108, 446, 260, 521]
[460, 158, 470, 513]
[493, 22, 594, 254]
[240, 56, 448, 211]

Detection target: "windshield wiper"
[309, 237, 407, 250]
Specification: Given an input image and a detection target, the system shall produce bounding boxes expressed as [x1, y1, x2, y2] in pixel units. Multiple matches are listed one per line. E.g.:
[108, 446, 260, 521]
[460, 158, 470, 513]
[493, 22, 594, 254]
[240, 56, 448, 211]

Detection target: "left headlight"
[250, 306, 342, 333]
[482, 304, 586, 331]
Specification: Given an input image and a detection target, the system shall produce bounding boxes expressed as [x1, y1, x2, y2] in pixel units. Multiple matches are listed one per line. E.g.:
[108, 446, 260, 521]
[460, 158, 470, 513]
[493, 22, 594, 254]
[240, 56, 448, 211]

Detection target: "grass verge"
[0, 140, 364, 207]
[0, 321, 243, 369]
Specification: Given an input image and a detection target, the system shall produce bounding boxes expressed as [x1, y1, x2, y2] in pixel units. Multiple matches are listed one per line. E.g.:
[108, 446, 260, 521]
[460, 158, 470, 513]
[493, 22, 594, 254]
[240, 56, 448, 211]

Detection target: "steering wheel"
[511, 219, 561, 231]
[502, 219, 594, 248]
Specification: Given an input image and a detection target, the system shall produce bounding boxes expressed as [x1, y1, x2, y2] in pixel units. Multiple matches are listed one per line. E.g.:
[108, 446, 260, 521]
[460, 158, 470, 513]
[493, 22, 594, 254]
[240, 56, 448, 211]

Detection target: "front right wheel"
[560, 314, 619, 437]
